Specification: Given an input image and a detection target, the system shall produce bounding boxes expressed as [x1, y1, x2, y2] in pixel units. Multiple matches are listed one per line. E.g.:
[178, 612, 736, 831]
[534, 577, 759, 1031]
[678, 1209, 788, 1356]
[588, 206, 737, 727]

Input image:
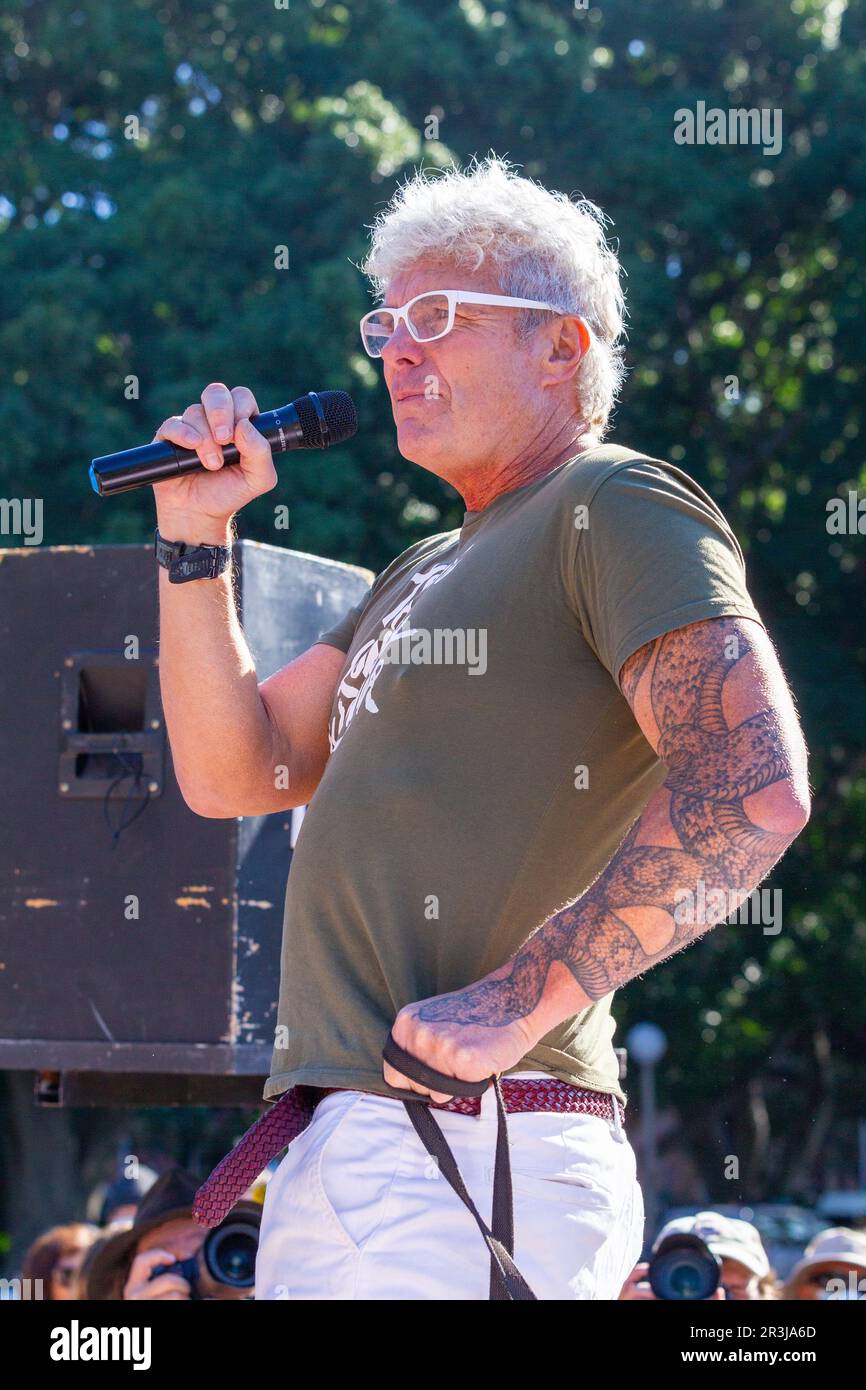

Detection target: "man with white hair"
[153, 157, 810, 1300]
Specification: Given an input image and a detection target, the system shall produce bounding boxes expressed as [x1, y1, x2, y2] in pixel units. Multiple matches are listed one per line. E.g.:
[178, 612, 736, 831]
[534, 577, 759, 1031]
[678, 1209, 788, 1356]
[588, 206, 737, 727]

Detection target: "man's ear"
[543, 315, 589, 383]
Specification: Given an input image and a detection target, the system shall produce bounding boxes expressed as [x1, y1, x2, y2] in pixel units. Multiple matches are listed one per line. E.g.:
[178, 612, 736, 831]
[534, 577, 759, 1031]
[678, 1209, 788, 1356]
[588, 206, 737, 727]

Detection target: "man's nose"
[381, 319, 423, 367]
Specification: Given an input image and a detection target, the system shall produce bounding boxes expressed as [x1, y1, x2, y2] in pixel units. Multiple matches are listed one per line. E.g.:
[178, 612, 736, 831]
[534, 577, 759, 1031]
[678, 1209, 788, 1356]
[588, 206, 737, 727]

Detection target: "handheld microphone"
[89, 389, 358, 497]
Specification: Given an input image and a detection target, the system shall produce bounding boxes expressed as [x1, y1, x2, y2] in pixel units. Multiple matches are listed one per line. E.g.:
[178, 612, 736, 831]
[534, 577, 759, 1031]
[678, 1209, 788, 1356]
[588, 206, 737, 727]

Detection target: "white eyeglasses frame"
[359, 289, 572, 357]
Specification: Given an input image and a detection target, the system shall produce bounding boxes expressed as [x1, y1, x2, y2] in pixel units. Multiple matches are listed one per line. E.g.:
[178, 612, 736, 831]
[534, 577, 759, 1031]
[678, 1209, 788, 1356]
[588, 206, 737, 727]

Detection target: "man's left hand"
[383, 984, 539, 1102]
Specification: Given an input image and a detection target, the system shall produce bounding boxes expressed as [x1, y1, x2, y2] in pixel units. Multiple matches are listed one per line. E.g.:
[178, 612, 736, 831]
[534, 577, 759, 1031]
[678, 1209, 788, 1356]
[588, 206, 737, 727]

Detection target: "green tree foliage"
[1, 0, 864, 1202]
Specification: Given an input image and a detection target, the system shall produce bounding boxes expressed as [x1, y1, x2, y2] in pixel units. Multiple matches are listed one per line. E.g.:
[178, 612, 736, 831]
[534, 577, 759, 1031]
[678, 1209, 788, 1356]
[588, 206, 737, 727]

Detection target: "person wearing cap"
[620, 1210, 778, 1300]
[85, 1168, 259, 1301]
[94, 1166, 159, 1231]
[782, 1227, 866, 1300]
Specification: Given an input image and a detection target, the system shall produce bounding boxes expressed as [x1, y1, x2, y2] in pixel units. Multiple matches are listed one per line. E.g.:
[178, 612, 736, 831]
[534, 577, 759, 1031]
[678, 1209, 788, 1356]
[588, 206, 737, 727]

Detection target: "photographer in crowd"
[619, 1211, 779, 1300]
[84, 1168, 260, 1301]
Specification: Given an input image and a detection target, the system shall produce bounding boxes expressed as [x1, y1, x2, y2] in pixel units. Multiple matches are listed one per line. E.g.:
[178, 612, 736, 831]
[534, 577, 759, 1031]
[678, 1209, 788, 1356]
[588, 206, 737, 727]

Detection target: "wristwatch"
[154, 528, 232, 584]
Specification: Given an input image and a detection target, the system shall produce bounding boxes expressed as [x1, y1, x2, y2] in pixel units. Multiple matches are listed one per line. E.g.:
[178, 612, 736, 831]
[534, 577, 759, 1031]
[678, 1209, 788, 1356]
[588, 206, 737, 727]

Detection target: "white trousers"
[255, 1074, 645, 1300]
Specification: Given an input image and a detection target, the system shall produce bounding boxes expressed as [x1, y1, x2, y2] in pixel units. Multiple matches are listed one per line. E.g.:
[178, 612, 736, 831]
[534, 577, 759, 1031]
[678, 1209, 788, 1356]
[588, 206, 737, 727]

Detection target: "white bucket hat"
[783, 1226, 866, 1292]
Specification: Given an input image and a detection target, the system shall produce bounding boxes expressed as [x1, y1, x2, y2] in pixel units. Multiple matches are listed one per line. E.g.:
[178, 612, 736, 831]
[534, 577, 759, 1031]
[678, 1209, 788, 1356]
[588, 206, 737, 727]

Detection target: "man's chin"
[397, 447, 442, 476]
[394, 421, 443, 470]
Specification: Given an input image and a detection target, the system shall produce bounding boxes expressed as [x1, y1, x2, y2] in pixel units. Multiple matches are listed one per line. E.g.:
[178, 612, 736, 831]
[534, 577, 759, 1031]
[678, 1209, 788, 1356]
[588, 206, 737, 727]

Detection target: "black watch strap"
[154, 528, 231, 583]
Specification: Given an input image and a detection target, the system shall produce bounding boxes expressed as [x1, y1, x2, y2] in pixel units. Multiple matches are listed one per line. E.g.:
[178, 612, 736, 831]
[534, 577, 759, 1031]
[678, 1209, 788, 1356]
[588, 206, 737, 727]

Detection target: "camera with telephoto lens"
[149, 1206, 261, 1300]
[648, 1233, 722, 1300]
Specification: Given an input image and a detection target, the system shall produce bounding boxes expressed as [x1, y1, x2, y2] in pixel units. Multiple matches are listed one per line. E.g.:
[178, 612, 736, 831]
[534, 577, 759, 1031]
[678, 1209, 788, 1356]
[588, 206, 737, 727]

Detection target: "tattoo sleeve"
[418, 617, 810, 1030]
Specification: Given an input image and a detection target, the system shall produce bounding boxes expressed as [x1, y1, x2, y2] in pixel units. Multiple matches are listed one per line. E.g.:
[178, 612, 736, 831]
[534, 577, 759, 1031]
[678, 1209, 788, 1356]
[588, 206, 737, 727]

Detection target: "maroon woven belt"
[192, 1075, 624, 1230]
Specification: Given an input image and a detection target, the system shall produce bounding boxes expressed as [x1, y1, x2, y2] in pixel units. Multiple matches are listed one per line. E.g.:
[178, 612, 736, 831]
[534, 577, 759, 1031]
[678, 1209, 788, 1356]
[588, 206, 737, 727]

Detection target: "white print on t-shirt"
[328, 558, 458, 752]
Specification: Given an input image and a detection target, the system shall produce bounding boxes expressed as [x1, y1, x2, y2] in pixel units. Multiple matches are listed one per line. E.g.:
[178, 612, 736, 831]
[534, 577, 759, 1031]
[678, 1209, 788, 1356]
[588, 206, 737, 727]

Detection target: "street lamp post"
[625, 1022, 668, 1244]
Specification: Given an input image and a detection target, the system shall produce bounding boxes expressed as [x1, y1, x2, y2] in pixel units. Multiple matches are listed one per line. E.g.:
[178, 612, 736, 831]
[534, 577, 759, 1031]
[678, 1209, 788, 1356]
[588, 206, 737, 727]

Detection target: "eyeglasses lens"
[363, 293, 451, 356]
[406, 293, 450, 341]
[362, 309, 395, 357]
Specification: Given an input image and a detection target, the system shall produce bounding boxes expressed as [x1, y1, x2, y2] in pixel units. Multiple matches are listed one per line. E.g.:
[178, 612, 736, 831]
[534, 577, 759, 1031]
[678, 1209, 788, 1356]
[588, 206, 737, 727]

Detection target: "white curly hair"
[360, 155, 627, 436]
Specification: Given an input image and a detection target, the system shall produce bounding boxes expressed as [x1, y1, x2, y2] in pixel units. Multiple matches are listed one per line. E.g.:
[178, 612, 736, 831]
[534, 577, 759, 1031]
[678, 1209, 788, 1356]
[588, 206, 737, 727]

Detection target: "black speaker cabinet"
[0, 542, 371, 1105]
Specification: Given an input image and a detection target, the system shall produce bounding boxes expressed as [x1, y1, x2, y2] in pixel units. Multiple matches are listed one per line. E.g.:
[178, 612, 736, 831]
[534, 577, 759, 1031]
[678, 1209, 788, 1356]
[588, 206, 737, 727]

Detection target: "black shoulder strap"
[382, 1033, 537, 1300]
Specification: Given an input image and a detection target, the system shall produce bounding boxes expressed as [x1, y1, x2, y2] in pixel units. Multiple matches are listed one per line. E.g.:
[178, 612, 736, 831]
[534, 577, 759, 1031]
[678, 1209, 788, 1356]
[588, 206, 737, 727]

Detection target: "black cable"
[77, 670, 152, 845]
[102, 749, 151, 846]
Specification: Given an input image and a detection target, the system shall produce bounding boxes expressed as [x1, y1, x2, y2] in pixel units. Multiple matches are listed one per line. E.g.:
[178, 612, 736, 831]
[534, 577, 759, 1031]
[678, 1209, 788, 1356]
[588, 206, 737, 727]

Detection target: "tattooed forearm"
[419, 618, 809, 1030]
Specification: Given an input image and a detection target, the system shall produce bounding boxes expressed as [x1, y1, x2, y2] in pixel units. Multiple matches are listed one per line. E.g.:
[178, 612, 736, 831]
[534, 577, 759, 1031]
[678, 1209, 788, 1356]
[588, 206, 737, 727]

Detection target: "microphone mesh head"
[294, 390, 358, 448]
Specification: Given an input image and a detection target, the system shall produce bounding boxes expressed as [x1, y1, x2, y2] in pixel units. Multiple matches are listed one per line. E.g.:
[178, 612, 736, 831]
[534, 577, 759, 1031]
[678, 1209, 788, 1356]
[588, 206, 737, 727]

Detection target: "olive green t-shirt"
[264, 445, 766, 1107]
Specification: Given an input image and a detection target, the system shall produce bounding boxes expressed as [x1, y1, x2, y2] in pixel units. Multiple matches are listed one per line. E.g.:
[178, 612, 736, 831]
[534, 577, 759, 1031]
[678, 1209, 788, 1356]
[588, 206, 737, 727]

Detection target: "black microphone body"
[90, 389, 357, 497]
